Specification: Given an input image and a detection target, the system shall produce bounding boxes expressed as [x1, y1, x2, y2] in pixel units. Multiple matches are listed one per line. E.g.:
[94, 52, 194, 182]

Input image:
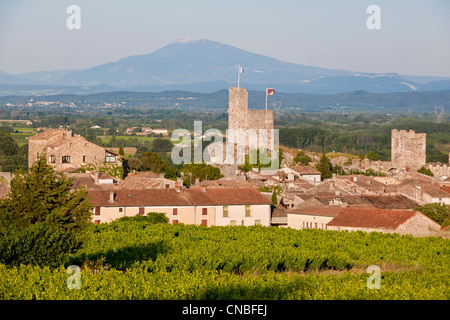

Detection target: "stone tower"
[391, 129, 426, 171]
[227, 87, 274, 150]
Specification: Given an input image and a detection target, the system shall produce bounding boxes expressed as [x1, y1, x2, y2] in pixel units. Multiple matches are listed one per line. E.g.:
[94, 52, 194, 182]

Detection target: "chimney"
[109, 191, 115, 203]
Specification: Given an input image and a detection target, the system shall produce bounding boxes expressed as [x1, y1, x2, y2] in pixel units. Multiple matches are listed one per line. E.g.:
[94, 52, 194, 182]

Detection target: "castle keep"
[227, 87, 274, 150]
[391, 129, 426, 171]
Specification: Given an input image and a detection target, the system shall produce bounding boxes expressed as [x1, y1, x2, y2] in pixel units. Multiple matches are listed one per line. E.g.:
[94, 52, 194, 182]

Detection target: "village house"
[326, 208, 442, 237]
[87, 187, 272, 226]
[398, 179, 450, 205]
[277, 166, 322, 184]
[28, 129, 119, 171]
[289, 194, 421, 210]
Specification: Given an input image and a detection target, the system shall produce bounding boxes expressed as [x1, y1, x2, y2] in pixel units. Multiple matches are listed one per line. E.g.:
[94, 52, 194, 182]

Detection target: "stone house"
[28, 129, 119, 171]
[87, 188, 272, 226]
[291, 194, 420, 210]
[398, 180, 450, 205]
[278, 166, 322, 184]
[326, 208, 442, 237]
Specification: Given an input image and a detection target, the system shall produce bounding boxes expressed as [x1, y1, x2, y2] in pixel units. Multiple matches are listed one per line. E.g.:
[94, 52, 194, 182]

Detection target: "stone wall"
[426, 163, 450, 179]
[391, 129, 426, 171]
[228, 87, 274, 150]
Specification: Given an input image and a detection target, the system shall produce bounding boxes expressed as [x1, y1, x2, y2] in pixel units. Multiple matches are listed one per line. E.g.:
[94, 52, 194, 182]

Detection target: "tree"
[293, 150, 311, 165]
[417, 166, 434, 177]
[315, 150, 332, 179]
[0, 155, 92, 232]
[119, 145, 125, 156]
[0, 155, 93, 267]
[164, 166, 180, 180]
[0, 130, 19, 156]
[366, 151, 379, 161]
[415, 203, 449, 225]
[182, 163, 223, 185]
[151, 138, 173, 153]
[271, 191, 278, 205]
[139, 151, 167, 173]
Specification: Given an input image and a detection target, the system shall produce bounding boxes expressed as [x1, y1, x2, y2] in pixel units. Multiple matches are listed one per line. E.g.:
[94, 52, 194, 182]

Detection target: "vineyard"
[1, 216, 449, 300]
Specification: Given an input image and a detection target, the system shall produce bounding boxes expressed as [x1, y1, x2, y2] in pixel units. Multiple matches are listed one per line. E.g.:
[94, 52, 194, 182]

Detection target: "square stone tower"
[391, 129, 426, 170]
[227, 87, 274, 150]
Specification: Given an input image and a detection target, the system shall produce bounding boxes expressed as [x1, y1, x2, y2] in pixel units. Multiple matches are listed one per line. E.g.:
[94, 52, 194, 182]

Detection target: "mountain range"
[1, 39, 450, 95]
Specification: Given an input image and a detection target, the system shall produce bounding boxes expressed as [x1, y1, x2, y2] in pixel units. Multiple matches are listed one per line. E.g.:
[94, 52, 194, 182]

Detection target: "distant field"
[11, 132, 34, 146]
[100, 135, 158, 144]
[108, 147, 137, 156]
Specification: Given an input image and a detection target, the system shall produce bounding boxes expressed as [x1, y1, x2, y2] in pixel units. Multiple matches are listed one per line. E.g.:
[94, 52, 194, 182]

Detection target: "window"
[202, 207, 208, 215]
[172, 219, 179, 225]
[49, 155, 55, 163]
[62, 156, 71, 163]
[94, 207, 101, 216]
[82, 156, 87, 163]
[315, 223, 318, 229]
[230, 220, 236, 226]
[255, 220, 261, 225]
[139, 207, 145, 216]
[105, 151, 116, 163]
[119, 208, 123, 213]
[201, 219, 208, 227]
[245, 205, 251, 217]
[223, 206, 229, 217]
[173, 208, 178, 216]
[94, 219, 100, 224]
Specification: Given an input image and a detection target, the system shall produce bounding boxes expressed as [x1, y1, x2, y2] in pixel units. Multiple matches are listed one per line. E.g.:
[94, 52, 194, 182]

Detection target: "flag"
[266, 88, 275, 95]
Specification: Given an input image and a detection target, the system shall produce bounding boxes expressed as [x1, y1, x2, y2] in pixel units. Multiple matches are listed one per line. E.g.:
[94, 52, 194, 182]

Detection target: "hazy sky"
[0, 0, 449, 76]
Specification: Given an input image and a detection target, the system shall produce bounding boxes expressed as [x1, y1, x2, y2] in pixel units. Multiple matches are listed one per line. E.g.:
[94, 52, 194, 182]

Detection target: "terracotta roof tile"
[87, 188, 271, 207]
[327, 208, 417, 229]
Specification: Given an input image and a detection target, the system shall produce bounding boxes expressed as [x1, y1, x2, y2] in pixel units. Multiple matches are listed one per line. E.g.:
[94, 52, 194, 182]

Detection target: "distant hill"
[1, 39, 449, 95]
[1, 88, 449, 113]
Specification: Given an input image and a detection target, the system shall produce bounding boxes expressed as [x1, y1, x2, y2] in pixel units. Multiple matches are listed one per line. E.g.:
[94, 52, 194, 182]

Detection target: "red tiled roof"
[87, 189, 191, 207]
[183, 188, 272, 206]
[87, 188, 271, 207]
[327, 208, 417, 229]
[441, 186, 450, 195]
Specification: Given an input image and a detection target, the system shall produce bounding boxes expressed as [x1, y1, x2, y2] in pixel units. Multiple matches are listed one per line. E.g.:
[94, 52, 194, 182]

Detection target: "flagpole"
[237, 64, 240, 88]
[265, 88, 268, 110]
